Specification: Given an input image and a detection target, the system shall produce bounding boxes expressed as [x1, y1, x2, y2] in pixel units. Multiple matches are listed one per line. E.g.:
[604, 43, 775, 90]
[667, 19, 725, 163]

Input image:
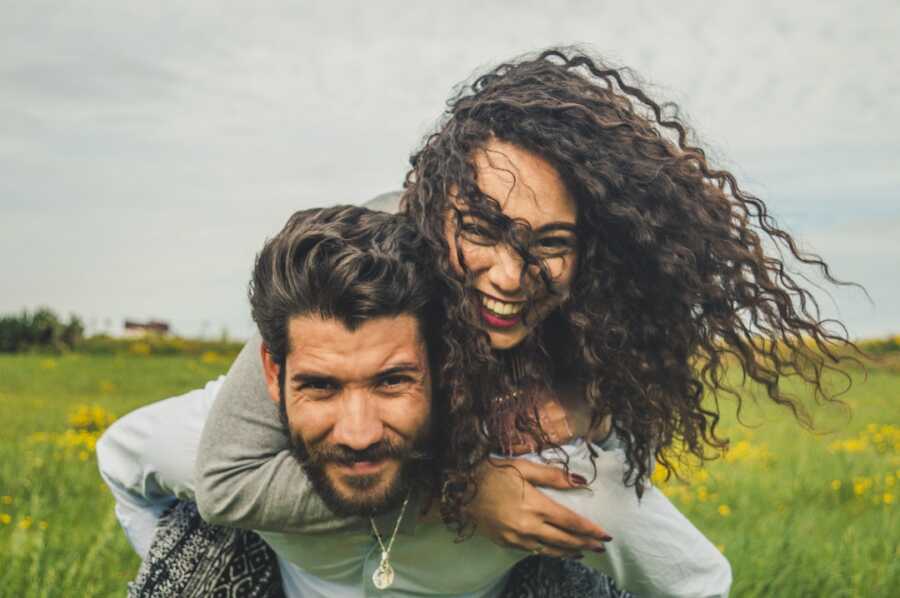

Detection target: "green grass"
[0, 353, 231, 597]
[0, 353, 897, 596]
[654, 367, 899, 596]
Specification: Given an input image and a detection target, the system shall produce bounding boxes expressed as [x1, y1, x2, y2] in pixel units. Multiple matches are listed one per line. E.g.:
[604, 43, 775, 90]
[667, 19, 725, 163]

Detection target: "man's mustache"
[304, 439, 431, 467]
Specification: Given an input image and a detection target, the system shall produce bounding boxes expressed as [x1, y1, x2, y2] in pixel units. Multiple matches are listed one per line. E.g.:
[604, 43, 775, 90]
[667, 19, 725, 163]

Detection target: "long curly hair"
[400, 47, 860, 534]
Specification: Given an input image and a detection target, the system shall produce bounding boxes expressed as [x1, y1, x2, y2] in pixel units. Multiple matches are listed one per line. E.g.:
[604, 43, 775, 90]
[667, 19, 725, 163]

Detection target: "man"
[98, 205, 628, 597]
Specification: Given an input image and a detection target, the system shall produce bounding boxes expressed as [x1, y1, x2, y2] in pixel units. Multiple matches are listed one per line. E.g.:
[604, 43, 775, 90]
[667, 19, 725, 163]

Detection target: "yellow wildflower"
[718, 504, 732, 517]
[38, 520, 48, 530]
[723, 439, 773, 465]
[68, 404, 116, 432]
[1, 495, 12, 505]
[885, 493, 895, 505]
[129, 341, 151, 356]
[18, 516, 32, 530]
[0, 513, 11, 525]
[831, 480, 842, 491]
[201, 351, 222, 364]
[650, 464, 670, 485]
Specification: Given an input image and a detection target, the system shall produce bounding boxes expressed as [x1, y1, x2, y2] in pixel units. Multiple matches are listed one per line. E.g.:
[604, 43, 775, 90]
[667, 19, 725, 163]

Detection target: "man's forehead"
[285, 314, 427, 376]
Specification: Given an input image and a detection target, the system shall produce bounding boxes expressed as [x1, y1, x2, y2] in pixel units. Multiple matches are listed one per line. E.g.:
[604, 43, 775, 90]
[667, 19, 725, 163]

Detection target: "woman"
[186, 48, 852, 595]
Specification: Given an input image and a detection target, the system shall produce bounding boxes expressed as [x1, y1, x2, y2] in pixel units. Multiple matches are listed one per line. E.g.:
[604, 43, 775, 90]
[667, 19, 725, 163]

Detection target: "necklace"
[494, 350, 527, 408]
[369, 494, 410, 590]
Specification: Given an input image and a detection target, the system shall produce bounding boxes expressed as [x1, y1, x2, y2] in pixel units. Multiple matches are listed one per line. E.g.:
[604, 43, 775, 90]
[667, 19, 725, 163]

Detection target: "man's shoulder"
[362, 191, 403, 214]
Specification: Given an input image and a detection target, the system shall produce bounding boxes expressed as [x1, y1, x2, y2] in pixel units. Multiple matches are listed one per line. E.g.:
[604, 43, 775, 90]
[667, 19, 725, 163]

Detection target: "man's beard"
[279, 393, 432, 518]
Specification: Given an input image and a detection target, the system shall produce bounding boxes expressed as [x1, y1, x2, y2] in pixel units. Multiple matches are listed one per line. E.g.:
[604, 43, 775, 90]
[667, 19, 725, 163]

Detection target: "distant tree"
[0, 314, 28, 352]
[62, 315, 85, 349]
[30, 308, 64, 350]
[0, 308, 83, 353]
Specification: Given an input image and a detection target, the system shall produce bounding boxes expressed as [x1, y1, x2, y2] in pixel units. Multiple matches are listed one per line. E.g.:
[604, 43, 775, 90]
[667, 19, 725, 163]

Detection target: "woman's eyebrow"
[534, 222, 577, 234]
[458, 210, 575, 233]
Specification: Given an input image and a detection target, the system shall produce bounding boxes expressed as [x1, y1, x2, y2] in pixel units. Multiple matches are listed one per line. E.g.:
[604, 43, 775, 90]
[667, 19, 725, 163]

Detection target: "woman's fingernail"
[601, 534, 613, 542]
[592, 546, 606, 554]
[570, 474, 588, 486]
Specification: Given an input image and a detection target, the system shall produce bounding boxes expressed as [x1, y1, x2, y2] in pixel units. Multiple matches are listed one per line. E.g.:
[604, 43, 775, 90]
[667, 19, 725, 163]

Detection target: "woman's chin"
[486, 327, 527, 350]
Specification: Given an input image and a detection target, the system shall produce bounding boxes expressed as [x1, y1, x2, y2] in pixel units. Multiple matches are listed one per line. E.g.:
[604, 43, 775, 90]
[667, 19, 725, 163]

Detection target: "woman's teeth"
[482, 296, 525, 317]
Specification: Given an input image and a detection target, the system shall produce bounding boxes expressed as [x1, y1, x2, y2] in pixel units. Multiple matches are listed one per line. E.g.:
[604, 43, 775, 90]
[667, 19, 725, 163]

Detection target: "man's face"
[261, 314, 431, 517]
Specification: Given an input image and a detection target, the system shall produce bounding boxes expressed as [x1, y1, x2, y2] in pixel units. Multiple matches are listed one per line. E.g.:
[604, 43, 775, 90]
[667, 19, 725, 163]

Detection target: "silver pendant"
[372, 554, 395, 590]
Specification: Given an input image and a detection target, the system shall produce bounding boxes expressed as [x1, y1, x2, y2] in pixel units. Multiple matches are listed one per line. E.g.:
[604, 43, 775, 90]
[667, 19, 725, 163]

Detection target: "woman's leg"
[128, 501, 284, 598]
[502, 556, 634, 598]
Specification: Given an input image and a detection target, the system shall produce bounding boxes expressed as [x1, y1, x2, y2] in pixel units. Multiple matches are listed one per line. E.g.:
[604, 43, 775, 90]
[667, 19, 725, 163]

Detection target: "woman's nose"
[487, 244, 526, 296]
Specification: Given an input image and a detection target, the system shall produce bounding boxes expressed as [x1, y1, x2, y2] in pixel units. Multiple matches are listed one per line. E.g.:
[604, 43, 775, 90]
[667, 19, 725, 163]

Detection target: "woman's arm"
[194, 192, 402, 531]
[470, 443, 732, 598]
[193, 334, 361, 533]
[191, 335, 612, 548]
[193, 336, 729, 595]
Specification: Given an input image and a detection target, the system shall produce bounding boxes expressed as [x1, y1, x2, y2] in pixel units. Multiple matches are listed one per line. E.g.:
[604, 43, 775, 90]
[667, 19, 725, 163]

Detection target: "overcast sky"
[2, 0, 898, 339]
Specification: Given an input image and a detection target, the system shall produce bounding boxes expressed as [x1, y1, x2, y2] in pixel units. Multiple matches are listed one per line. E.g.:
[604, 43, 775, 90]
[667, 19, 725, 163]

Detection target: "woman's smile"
[479, 292, 525, 329]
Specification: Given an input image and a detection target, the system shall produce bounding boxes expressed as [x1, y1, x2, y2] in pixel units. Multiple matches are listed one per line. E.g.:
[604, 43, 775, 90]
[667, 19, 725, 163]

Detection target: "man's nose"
[331, 390, 384, 451]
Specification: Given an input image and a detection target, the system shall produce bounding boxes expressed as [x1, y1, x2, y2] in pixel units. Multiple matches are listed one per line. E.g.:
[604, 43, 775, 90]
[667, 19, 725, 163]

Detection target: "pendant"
[372, 554, 395, 590]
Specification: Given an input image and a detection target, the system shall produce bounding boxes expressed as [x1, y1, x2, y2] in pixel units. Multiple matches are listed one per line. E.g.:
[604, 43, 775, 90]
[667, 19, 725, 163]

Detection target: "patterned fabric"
[128, 501, 284, 598]
[129, 501, 633, 597]
[502, 556, 635, 598]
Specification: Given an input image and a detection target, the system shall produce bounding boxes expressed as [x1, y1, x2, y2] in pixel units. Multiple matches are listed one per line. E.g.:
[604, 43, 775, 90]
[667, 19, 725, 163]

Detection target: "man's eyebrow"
[290, 372, 339, 385]
[289, 364, 423, 385]
[375, 364, 424, 378]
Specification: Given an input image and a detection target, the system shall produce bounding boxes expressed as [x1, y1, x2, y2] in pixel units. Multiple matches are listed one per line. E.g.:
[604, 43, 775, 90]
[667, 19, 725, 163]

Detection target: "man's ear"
[259, 342, 282, 405]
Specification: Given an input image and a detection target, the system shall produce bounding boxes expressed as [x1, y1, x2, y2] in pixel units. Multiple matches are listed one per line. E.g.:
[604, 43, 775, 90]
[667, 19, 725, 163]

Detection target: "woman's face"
[446, 138, 578, 350]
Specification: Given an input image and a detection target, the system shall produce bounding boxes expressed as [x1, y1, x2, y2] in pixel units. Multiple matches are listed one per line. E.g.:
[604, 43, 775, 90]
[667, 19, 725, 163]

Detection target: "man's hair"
[249, 205, 437, 368]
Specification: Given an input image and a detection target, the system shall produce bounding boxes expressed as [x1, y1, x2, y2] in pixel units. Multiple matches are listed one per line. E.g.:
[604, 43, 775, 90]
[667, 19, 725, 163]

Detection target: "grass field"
[0, 352, 897, 597]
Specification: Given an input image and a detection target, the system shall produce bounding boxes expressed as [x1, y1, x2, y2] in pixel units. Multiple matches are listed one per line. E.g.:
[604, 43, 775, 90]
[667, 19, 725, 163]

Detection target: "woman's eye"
[534, 236, 576, 256]
[460, 222, 498, 245]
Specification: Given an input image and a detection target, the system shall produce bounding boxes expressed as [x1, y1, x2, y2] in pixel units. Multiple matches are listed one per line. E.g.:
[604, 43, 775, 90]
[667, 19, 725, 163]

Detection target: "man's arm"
[96, 377, 222, 558]
[193, 334, 360, 533]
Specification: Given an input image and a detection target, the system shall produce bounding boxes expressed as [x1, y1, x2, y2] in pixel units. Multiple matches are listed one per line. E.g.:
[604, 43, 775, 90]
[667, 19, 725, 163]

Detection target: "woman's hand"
[464, 458, 612, 558]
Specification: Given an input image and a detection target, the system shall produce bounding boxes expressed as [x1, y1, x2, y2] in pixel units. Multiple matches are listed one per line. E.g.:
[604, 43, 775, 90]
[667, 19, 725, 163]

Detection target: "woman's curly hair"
[400, 47, 860, 535]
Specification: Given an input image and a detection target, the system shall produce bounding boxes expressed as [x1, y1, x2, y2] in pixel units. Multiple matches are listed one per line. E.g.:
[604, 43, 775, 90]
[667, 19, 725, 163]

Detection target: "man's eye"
[379, 375, 414, 390]
[299, 381, 336, 392]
